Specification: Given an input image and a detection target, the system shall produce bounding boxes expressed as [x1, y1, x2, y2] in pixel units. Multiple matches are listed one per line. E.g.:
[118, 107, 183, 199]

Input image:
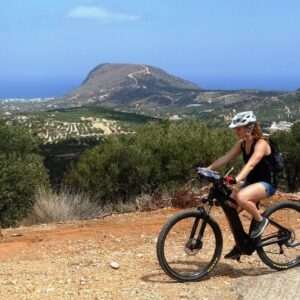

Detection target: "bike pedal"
[224, 246, 242, 261]
[225, 253, 242, 261]
[230, 254, 241, 262]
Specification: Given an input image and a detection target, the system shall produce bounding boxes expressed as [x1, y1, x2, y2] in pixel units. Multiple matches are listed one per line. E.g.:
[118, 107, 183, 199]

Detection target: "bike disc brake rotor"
[184, 238, 202, 255]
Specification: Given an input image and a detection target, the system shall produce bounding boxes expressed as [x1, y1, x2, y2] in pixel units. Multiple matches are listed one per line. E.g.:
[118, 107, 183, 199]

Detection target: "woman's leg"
[225, 182, 270, 257]
[234, 183, 268, 221]
[235, 183, 271, 238]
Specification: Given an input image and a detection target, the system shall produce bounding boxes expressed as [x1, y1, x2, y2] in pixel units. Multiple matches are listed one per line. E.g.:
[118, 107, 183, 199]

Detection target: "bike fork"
[191, 205, 212, 248]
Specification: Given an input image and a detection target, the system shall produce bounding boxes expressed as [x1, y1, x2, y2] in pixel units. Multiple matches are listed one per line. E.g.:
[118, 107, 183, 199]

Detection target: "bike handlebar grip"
[195, 166, 203, 174]
[225, 175, 237, 185]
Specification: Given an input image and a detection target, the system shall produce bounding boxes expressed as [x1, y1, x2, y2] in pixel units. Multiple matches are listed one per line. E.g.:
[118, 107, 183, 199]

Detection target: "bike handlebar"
[195, 167, 237, 188]
[195, 167, 223, 183]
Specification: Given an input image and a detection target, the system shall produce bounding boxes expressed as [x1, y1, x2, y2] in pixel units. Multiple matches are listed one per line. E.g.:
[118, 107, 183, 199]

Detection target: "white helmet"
[229, 111, 256, 128]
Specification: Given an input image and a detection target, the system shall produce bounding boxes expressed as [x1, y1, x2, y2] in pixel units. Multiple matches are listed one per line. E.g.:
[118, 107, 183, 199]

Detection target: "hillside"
[56, 63, 299, 122]
[0, 63, 300, 129]
[0, 64, 298, 125]
[4, 105, 156, 143]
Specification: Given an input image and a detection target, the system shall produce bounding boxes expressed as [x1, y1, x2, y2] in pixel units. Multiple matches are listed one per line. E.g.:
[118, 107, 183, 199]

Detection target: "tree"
[0, 121, 49, 227]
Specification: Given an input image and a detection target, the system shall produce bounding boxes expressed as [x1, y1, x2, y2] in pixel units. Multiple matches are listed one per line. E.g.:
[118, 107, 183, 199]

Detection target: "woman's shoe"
[250, 217, 269, 239]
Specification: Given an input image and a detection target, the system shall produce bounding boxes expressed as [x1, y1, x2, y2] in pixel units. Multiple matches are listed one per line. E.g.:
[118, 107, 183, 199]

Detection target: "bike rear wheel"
[257, 201, 300, 270]
[156, 210, 223, 282]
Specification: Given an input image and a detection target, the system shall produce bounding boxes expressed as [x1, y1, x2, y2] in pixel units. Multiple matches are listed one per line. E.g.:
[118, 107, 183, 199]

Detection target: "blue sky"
[1, 0, 300, 98]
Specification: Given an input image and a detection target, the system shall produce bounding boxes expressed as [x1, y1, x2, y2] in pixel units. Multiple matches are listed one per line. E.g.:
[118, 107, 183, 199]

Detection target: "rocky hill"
[58, 63, 299, 117]
[62, 63, 200, 108]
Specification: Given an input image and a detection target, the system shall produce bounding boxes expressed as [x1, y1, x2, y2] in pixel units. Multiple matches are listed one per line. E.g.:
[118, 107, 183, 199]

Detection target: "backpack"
[268, 140, 285, 173]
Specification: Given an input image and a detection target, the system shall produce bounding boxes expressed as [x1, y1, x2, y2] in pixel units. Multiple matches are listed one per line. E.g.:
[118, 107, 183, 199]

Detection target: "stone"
[110, 261, 120, 269]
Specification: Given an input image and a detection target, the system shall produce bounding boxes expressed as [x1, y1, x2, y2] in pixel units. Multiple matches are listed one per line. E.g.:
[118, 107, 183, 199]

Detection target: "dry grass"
[21, 184, 218, 226]
[135, 192, 172, 211]
[170, 185, 211, 208]
[110, 192, 171, 214]
[22, 187, 111, 225]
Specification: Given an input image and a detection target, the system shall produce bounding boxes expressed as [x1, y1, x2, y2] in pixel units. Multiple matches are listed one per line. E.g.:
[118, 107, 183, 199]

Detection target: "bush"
[270, 121, 300, 191]
[66, 121, 242, 205]
[22, 187, 110, 225]
[0, 121, 49, 227]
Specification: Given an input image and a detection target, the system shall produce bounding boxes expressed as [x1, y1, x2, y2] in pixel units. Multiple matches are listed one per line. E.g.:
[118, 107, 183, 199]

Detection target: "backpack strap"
[241, 140, 245, 151]
[266, 140, 278, 187]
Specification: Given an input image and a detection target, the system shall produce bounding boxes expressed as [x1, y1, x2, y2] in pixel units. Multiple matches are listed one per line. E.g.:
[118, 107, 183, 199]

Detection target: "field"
[1, 89, 299, 143]
[121, 90, 300, 126]
[5, 105, 157, 143]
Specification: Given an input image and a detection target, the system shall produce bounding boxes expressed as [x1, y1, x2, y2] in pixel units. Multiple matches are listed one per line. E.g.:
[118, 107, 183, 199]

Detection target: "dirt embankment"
[0, 196, 299, 299]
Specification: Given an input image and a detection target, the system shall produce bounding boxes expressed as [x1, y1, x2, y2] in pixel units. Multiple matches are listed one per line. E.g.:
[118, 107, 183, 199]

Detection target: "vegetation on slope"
[0, 121, 49, 227]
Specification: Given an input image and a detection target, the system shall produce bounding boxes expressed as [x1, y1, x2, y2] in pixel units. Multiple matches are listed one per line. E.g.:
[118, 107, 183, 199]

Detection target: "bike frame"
[198, 180, 292, 254]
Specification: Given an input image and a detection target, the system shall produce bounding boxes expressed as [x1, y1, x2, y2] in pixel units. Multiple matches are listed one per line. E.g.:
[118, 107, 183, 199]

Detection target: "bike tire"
[257, 201, 300, 270]
[156, 210, 223, 282]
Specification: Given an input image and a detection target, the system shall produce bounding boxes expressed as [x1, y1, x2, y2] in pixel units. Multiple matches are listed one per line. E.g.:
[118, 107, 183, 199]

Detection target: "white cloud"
[67, 5, 140, 21]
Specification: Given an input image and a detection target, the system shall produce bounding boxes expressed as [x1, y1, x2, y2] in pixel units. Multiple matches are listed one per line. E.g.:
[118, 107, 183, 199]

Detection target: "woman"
[208, 111, 277, 258]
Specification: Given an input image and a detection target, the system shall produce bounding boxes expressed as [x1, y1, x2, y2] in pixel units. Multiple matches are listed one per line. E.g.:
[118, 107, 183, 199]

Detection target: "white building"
[269, 121, 293, 133]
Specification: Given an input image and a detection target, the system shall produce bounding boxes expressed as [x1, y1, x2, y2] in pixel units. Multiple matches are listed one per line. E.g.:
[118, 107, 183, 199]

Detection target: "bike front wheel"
[257, 201, 300, 270]
[156, 210, 223, 282]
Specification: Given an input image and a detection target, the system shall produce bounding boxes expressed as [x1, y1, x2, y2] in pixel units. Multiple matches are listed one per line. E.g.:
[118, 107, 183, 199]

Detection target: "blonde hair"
[248, 123, 267, 140]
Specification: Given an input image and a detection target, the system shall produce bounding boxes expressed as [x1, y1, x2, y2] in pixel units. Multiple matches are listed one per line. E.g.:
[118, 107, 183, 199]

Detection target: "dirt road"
[0, 207, 298, 300]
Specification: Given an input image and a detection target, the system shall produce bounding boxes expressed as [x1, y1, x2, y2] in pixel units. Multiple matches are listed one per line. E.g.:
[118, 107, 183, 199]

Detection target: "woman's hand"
[225, 175, 237, 185]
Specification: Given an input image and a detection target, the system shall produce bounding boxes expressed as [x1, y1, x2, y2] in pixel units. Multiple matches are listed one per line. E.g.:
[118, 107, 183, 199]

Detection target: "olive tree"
[0, 121, 49, 227]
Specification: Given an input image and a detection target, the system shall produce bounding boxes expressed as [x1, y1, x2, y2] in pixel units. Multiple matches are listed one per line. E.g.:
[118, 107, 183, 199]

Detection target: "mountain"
[4, 63, 297, 121]
[62, 63, 201, 107]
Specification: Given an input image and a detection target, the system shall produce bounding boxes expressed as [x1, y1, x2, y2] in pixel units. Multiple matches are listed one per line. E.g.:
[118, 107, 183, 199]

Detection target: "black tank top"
[241, 139, 277, 188]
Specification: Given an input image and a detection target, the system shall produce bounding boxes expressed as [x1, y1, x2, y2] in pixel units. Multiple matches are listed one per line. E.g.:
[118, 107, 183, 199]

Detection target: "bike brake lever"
[224, 167, 234, 177]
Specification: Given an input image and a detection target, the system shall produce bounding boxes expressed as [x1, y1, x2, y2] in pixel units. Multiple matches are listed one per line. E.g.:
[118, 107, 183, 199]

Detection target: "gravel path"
[0, 208, 298, 299]
[234, 267, 300, 300]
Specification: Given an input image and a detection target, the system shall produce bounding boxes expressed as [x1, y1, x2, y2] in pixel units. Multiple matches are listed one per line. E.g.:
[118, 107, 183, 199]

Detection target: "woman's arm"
[235, 139, 269, 182]
[208, 140, 242, 170]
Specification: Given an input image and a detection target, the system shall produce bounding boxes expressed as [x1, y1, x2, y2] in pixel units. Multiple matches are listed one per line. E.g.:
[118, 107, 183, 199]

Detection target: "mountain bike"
[156, 167, 300, 282]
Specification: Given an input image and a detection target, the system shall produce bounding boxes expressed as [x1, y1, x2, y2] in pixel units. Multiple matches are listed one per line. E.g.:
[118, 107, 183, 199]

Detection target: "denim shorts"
[241, 181, 277, 197]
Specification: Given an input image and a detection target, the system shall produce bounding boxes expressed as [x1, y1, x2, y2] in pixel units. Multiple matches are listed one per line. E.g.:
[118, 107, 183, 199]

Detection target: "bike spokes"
[157, 211, 222, 281]
[164, 217, 215, 275]
[258, 203, 300, 269]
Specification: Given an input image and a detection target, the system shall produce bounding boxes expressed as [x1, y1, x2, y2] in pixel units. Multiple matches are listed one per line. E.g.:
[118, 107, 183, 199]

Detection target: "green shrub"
[66, 121, 241, 204]
[270, 121, 300, 191]
[0, 121, 49, 227]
